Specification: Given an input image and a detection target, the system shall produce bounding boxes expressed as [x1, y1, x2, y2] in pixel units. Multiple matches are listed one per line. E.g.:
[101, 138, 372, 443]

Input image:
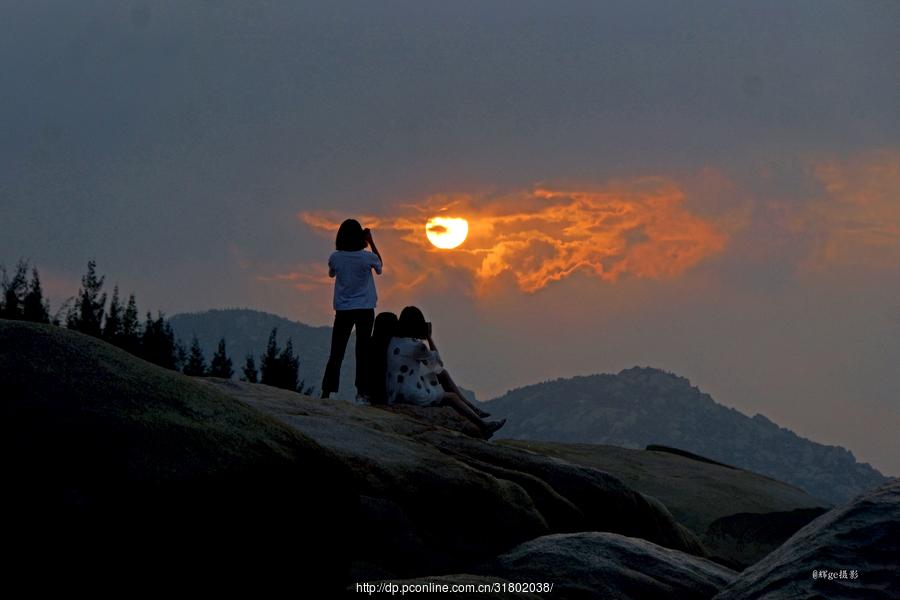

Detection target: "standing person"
[321, 219, 383, 400]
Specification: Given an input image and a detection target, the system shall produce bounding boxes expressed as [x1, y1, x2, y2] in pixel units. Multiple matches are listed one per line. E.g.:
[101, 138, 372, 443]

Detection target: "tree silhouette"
[183, 335, 208, 376]
[141, 311, 178, 370]
[241, 354, 259, 383]
[259, 328, 300, 392]
[278, 338, 300, 392]
[103, 286, 122, 342]
[22, 267, 51, 324]
[67, 259, 106, 337]
[260, 328, 280, 386]
[120, 293, 141, 354]
[209, 338, 234, 379]
[0, 260, 29, 320]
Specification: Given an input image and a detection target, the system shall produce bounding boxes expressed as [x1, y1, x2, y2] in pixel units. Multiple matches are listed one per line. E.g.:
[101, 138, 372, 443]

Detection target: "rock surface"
[9, 319, 890, 597]
[500, 439, 829, 567]
[0, 320, 358, 591]
[203, 377, 708, 577]
[481, 532, 736, 600]
[714, 479, 900, 599]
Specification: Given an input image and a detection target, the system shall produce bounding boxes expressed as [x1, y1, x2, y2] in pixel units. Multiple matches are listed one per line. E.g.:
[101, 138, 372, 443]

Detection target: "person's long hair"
[397, 306, 428, 339]
[369, 311, 398, 404]
[335, 219, 366, 251]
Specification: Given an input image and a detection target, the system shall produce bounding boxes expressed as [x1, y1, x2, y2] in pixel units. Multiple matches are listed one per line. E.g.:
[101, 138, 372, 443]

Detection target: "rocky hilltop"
[3, 320, 894, 597]
[484, 367, 886, 504]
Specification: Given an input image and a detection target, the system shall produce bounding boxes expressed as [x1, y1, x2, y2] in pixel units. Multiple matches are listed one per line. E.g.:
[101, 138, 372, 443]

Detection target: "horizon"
[3, 2, 899, 476]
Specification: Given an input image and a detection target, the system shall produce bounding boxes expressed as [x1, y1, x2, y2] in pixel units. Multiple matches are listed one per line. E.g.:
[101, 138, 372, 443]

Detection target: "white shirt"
[386, 337, 445, 406]
[328, 250, 382, 310]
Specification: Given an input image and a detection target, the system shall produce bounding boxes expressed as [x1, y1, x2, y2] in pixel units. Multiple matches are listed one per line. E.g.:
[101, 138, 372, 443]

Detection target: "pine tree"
[103, 286, 122, 342]
[22, 267, 50, 324]
[259, 328, 301, 392]
[67, 259, 106, 337]
[209, 338, 234, 379]
[141, 311, 178, 370]
[175, 340, 188, 372]
[120, 293, 141, 353]
[260, 328, 280, 386]
[0, 260, 29, 320]
[241, 355, 259, 383]
[183, 335, 208, 376]
[278, 338, 300, 392]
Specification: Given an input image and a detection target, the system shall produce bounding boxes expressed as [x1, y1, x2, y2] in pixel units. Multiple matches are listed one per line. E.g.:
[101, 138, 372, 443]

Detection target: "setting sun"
[426, 216, 469, 249]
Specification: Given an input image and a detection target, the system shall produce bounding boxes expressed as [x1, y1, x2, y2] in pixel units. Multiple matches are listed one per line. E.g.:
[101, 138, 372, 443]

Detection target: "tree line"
[1, 258, 311, 394]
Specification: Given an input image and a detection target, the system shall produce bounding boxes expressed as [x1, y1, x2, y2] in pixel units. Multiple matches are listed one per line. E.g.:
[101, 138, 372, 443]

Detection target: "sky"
[2, 1, 899, 474]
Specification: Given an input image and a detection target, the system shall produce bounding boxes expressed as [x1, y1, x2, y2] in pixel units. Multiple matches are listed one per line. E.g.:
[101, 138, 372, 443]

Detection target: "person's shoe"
[320, 391, 331, 400]
[355, 394, 372, 406]
[481, 418, 506, 439]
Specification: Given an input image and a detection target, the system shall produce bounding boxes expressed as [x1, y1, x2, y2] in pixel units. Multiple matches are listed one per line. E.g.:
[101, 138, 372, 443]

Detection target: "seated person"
[366, 311, 398, 405]
[386, 306, 505, 438]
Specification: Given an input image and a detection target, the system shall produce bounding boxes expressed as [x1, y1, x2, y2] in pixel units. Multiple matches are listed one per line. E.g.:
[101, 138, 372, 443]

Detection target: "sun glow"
[426, 217, 469, 249]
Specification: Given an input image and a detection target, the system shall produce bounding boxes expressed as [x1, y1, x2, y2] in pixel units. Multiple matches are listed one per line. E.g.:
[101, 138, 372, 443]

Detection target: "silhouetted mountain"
[484, 367, 886, 505]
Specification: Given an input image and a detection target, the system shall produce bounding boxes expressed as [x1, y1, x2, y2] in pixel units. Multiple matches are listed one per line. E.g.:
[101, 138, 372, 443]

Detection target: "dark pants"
[321, 308, 375, 396]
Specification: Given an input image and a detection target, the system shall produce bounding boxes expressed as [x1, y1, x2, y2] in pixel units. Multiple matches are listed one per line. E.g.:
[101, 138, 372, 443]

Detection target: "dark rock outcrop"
[714, 479, 900, 599]
[481, 532, 736, 600]
[0, 320, 358, 592]
[704, 507, 829, 568]
[203, 378, 708, 578]
[500, 440, 830, 568]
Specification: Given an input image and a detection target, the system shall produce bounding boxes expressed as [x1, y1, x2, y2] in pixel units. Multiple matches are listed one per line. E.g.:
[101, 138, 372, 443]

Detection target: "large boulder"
[714, 479, 900, 599]
[480, 532, 736, 599]
[0, 321, 358, 592]
[204, 378, 710, 579]
[416, 429, 705, 556]
[500, 440, 829, 567]
[204, 378, 550, 578]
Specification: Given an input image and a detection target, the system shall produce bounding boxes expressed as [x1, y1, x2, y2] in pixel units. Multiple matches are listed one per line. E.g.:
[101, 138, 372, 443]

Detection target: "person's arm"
[364, 229, 383, 269]
[426, 322, 437, 352]
[328, 254, 336, 278]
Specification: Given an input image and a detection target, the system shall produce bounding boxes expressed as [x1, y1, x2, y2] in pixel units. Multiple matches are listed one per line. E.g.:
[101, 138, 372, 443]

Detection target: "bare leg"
[438, 371, 490, 417]
[438, 392, 505, 439]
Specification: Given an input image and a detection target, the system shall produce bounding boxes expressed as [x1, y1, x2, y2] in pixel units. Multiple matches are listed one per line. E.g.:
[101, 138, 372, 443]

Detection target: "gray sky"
[2, 1, 899, 474]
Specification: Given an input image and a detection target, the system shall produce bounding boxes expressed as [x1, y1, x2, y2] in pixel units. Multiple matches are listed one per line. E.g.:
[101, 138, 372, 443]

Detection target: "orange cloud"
[293, 177, 729, 296]
[789, 150, 900, 271]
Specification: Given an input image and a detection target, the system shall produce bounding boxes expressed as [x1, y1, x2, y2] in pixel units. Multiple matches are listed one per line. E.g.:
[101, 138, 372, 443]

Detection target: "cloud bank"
[294, 177, 732, 298]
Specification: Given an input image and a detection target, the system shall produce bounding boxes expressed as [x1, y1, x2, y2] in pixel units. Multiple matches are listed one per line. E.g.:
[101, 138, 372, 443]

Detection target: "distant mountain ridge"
[169, 308, 349, 398]
[484, 367, 886, 505]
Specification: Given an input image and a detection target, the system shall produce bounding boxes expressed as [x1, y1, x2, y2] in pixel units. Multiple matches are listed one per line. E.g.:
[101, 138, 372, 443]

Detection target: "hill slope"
[484, 367, 886, 504]
[0, 319, 357, 590]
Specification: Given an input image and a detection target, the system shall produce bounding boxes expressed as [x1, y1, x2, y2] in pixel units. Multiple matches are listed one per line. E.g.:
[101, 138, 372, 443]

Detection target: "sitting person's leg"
[437, 371, 490, 418]
[437, 391, 505, 439]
